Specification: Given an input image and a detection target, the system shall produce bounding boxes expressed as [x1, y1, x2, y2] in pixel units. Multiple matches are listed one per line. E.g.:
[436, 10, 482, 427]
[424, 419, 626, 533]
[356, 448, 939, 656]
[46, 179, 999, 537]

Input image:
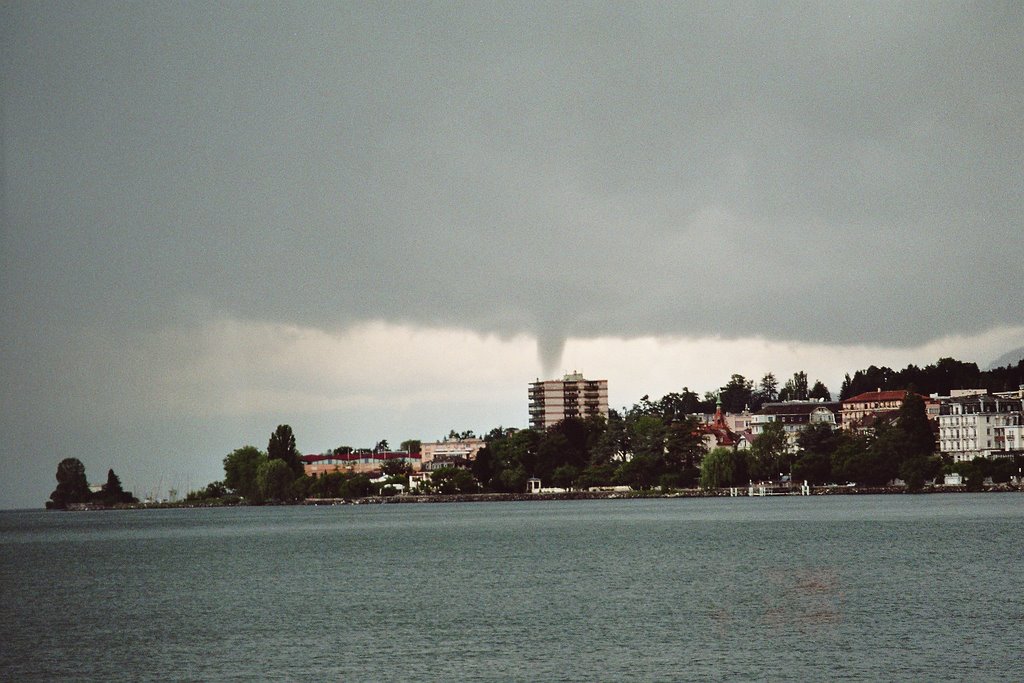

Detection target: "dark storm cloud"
[4, 1, 1023, 363]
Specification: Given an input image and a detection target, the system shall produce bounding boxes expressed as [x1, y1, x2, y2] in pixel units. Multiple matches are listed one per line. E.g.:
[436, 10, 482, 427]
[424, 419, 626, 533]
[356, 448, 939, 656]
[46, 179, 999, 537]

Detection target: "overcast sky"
[3, 2, 1022, 509]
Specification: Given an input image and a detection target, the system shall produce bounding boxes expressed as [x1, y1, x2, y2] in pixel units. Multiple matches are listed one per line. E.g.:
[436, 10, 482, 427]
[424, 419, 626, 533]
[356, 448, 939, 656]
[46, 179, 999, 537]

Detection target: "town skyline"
[4, 3, 1023, 509]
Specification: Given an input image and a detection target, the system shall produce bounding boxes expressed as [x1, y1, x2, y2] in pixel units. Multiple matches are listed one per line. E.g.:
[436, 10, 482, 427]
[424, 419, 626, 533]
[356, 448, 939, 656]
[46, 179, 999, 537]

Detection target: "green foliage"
[896, 393, 935, 460]
[223, 446, 267, 501]
[797, 423, 843, 459]
[779, 371, 809, 402]
[615, 454, 660, 490]
[400, 439, 422, 455]
[576, 463, 617, 489]
[381, 459, 412, 477]
[96, 468, 136, 505]
[658, 472, 683, 492]
[718, 374, 754, 413]
[665, 417, 707, 470]
[825, 394, 940, 487]
[428, 467, 477, 495]
[256, 459, 296, 502]
[699, 447, 745, 489]
[340, 474, 373, 499]
[268, 425, 303, 477]
[808, 380, 831, 401]
[756, 373, 779, 407]
[551, 464, 579, 489]
[791, 452, 831, 485]
[48, 457, 91, 509]
[899, 455, 942, 492]
[838, 357, 1024, 400]
[185, 481, 228, 501]
[749, 421, 790, 481]
[627, 414, 666, 460]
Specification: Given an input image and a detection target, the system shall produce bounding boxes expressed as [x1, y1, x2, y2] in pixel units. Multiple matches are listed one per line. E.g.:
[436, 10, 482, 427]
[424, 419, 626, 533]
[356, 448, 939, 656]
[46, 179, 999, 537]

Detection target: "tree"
[830, 433, 876, 485]
[400, 439, 422, 454]
[551, 464, 579, 489]
[719, 374, 754, 413]
[896, 394, 935, 460]
[797, 423, 843, 459]
[223, 446, 267, 501]
[98, 468, 136, 505]
[576, 463, 617, 489]
[430, 467, 477, 494]
[381, 459, 412, 477]
[749, 421, 790, 481]
[186, 481, 227, 501]
[257, 459, 296, 502]
[47, 458, 91, 509]
[757, 373, 779, 405]
[616, 454, 660, 490]
[899, 455, 941, 492]
[664, 416, 706, 470]
[628, 414, 667, 460]
[374, 439, 390, 452]
[340, 473, 374, 499]
[792, 452, 831, 485]
[779, 371, 809, 401]
[808, 381, 831, 401]
[268, 425, 303, 477]
[793, 423, 843, 485]
[699, 447, 746, 489]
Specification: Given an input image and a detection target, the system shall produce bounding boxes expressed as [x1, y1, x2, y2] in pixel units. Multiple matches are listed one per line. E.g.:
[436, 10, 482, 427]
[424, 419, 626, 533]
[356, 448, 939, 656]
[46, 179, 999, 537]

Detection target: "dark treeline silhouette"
[840, 357, 1024, 399]
[46, 458, 137, 509]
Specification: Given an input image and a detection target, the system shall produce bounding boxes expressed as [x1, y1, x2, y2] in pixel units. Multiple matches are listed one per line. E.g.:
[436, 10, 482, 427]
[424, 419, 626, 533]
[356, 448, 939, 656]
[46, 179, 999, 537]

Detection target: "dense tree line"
[46, 458, 136, 509]
[697, 393, 945, 491]
[473, 403, 708, 492]
[179, 355, 1023, 503]
[840, 357, 1024, 399]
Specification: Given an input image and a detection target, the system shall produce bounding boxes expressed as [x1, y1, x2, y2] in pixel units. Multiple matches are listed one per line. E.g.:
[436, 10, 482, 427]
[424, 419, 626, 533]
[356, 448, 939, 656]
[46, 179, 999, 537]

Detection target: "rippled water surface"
[2, 495, 1021, 681]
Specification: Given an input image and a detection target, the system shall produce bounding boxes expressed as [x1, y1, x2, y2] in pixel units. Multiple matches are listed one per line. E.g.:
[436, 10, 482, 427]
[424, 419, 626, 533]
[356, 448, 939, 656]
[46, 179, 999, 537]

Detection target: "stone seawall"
[303, 483, 1021, 506]
[53, 483, 1021, 509]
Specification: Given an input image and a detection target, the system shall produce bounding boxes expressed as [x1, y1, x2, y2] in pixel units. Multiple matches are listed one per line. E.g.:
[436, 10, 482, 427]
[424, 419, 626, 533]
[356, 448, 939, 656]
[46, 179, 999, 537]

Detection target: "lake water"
[1, 495, 1021, 681]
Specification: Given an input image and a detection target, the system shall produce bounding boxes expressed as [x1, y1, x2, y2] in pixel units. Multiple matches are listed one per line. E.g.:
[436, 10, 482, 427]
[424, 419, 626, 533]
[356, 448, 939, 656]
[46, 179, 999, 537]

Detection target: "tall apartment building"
[529, 372, 608, 430]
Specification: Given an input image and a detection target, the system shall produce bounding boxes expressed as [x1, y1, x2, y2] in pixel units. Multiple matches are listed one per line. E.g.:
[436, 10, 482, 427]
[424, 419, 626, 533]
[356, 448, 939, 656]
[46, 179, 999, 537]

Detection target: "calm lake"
[1, 495, 1021, 681]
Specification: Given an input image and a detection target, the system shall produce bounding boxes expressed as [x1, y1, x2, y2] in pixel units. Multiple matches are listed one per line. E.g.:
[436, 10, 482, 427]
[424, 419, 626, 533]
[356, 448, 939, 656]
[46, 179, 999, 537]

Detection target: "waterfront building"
[938, 394, 1024, 462]
[420, 437, 485, 464]
[528, 371, 609, 430]
[697, 401, 750, 451]
[750, 400, 840, 450]
[300, 450, 422, 476]
[840, 389, 933, 431]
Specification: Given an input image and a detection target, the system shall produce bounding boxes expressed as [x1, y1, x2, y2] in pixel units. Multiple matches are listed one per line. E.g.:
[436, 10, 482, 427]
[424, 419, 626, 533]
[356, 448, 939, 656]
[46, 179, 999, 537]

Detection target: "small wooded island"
[46, 458, 137, 509]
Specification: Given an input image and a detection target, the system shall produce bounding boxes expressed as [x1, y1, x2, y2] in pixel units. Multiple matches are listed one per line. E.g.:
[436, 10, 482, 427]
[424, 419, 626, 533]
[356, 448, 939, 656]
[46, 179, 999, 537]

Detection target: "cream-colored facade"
[529, 372, 609, 430]
[938, 396, 1024, 462]
[420, 438, 485, 463]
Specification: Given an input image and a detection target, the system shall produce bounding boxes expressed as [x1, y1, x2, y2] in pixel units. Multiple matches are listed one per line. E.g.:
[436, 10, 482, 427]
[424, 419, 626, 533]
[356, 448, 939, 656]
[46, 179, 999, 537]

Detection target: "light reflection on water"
[1, 495, 1020, 682]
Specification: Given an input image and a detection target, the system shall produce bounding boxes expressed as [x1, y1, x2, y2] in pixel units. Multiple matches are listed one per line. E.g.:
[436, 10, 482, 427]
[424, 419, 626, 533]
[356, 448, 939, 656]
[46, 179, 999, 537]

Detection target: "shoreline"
[59, 483, 1022, 510]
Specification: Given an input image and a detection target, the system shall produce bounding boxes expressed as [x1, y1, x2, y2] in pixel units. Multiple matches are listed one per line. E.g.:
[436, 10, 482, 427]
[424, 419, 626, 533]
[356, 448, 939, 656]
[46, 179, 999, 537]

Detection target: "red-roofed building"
[840, 390, 933, 431]
[697, 401, 750, 451]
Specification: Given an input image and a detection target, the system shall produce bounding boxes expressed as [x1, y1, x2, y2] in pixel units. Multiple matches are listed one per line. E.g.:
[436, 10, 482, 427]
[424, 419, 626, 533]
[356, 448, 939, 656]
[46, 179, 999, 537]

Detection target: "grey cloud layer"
[4, 2, 1023, 356]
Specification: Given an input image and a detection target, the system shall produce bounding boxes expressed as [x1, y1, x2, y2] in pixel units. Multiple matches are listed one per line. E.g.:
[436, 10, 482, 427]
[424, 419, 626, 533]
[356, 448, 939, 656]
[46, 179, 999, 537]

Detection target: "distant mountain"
[987, 346, 1024, 371]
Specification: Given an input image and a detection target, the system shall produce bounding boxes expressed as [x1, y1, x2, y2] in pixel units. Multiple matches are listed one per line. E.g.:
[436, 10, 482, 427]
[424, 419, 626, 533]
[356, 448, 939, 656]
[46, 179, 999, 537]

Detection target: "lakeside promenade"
[58, 482, 1022, 510]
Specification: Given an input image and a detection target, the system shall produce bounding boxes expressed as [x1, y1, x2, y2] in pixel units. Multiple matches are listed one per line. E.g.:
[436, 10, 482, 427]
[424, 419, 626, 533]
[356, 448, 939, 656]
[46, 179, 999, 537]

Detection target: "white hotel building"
[938, 395, 1024, 462]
